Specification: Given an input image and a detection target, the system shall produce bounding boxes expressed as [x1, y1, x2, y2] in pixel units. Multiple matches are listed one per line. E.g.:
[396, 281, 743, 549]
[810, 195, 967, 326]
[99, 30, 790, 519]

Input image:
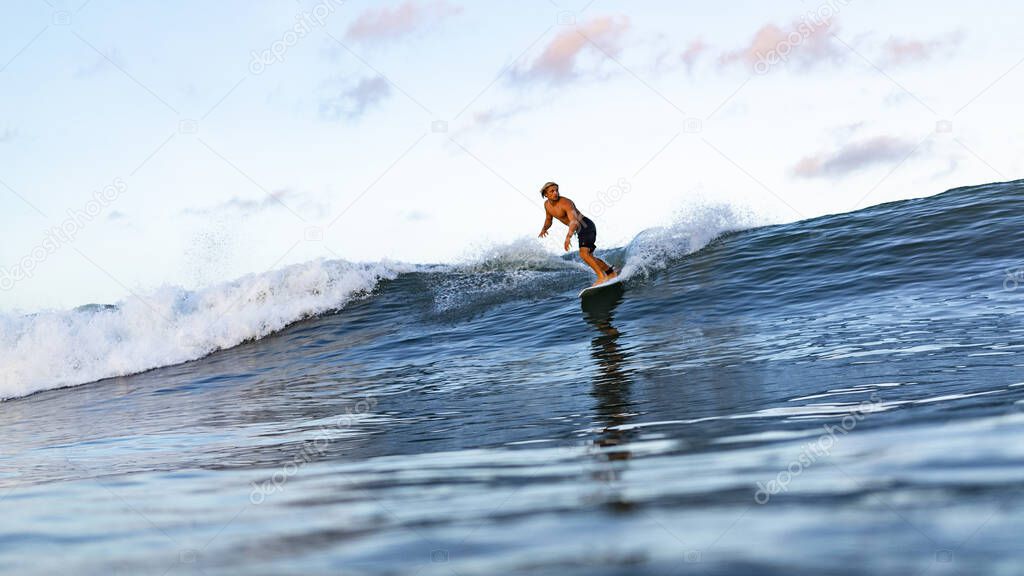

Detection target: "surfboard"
[578, 276, 624, 298]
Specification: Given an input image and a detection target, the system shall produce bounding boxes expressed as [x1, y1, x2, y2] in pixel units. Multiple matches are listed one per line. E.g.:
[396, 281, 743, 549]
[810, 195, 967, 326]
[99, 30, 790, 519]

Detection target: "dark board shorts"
[577, 216, 597, 251]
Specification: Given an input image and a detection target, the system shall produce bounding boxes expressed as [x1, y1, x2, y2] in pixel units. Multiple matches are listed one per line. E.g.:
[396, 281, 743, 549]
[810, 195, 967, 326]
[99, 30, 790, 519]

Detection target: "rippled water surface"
[3, 182, 1024, 575]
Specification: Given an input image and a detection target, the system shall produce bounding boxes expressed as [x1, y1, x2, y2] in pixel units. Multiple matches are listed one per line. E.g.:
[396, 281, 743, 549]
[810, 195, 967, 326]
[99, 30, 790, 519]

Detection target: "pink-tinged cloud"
[793, 136, 919, 178]
[681, 40, 708, 74]
[514, 15, 630, 84]
[720, 17, 840, 73]
[345, 1, 462, 44]
[882, 31, 963, 66]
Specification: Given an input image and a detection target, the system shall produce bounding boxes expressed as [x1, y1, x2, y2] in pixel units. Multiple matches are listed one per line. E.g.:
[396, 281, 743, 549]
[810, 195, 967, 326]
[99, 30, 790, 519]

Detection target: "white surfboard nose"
[578, 276, 625, 298]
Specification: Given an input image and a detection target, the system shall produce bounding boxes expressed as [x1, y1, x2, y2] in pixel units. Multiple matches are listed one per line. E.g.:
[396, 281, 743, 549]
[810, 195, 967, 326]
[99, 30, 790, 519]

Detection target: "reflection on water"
[5, 182, 1024, 574]
[582, 288, 636, 511]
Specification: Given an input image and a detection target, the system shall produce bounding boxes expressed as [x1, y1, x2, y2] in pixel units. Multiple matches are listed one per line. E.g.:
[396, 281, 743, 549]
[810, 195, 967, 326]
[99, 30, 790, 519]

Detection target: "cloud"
[182, 190, 324, 217]
[470, 101, 534, 129]
[836, 121, 865, 137]
[793, 136, 919, 178]
[931, 156, 959, 180]
[106, 210, 127, 221]
[345, 0, 461, 44]
[680, 40, 708, 74]
[882, 31, 963, 66]
[513, 15, 630, 84]
[720, 16, 840, 73]
[319, 76, 391, 121]
[0, 127, 17, 143]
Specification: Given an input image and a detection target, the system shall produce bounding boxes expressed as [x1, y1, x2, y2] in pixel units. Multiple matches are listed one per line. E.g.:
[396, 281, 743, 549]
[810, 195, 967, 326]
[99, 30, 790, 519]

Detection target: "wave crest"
[620, 202, 760, 280]
[0, 201, 764, 400]
[0, 259, 408, 400]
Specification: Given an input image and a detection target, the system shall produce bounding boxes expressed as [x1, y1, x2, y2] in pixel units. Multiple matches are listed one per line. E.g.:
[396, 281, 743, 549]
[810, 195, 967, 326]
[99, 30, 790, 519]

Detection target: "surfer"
[538, 181, 618, 287]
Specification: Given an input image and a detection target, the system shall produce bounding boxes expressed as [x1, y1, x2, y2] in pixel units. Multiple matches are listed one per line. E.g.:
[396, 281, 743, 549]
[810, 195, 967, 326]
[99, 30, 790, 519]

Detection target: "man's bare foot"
[589, 267, 618, 287]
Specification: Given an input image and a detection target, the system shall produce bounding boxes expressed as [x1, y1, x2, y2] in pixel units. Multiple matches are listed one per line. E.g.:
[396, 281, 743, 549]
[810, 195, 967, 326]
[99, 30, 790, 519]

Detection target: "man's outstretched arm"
[539, 212, 553, 238]
[564, 208, 580, 251]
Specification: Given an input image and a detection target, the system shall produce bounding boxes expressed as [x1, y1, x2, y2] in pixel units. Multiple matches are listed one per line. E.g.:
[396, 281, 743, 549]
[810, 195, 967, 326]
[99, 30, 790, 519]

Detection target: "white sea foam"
[0, 204, 761, 400]
[431, 237, 585, 313]
[0, 258, 410, 400]
[619, 202, 761, 280]
[453, 236, 585, 273]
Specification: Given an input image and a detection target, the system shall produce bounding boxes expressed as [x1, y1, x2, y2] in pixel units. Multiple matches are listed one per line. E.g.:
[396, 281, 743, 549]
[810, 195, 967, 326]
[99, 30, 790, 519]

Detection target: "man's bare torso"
[544, 197, 584, 226]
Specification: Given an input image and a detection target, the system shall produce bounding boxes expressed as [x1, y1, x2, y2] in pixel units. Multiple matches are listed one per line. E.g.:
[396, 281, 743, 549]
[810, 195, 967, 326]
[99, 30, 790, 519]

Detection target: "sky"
[1, 0, 1022, 311]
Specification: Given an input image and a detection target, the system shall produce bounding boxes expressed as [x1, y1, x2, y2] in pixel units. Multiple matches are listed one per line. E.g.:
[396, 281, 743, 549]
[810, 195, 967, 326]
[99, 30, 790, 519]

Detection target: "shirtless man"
[537, 181, 617, 286]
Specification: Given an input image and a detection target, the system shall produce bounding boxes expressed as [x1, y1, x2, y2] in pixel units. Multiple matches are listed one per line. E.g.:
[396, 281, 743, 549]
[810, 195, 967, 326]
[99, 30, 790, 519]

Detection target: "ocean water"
[2, 181, 1024, 575]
